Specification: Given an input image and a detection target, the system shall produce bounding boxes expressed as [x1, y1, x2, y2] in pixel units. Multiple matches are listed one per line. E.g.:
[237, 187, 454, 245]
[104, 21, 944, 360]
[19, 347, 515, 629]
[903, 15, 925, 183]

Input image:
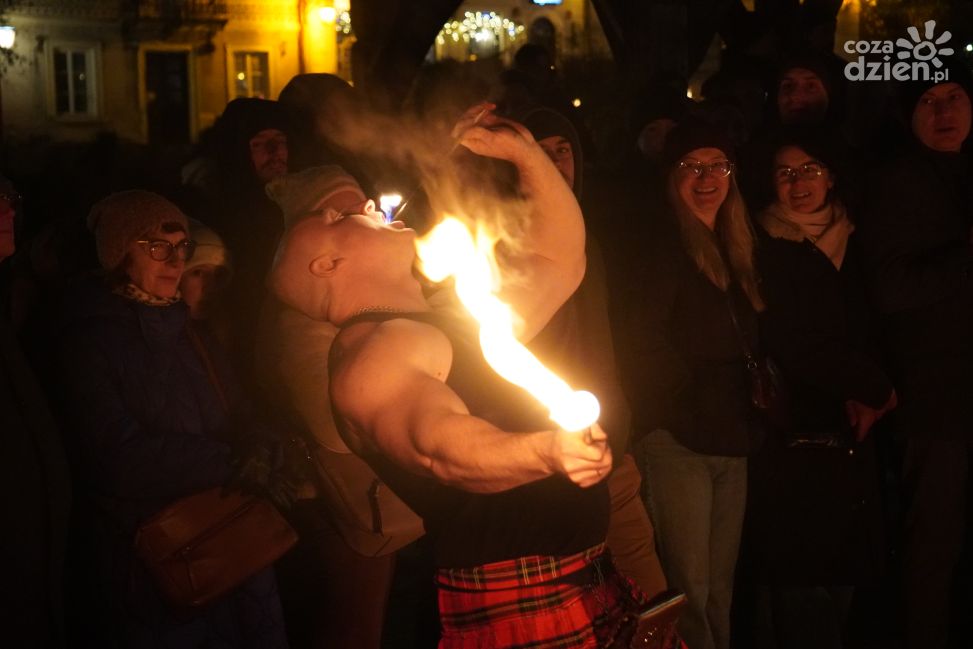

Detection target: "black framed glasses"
[136, 238, 196, 262]
[677, 159, 734, 178]
[775, 162, 826, 183]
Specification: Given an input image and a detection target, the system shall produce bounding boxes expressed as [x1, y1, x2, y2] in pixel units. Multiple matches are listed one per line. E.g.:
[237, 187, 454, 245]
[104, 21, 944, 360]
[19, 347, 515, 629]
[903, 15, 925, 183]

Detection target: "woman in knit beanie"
[86, 189, 195, 302]
[621, 117, 763, 649]
[61, 189, 290, 647]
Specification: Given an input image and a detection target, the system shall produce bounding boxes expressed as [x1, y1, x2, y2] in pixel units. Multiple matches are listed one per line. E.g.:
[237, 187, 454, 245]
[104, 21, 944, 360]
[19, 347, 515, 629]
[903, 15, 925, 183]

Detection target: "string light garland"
[435, 11, 526, 47]
[335, 10, 352, 35]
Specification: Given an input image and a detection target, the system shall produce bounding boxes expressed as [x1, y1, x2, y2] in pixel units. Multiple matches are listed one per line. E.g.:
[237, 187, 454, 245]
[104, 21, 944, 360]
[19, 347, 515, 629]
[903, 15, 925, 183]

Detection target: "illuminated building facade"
[0, 0, 611, 145]
[0, 0, 350, 144]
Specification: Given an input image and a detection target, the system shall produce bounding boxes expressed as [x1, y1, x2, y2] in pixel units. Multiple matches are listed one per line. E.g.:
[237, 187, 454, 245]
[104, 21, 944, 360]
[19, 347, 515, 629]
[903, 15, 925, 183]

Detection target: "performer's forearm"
[411, 411, 557, 493]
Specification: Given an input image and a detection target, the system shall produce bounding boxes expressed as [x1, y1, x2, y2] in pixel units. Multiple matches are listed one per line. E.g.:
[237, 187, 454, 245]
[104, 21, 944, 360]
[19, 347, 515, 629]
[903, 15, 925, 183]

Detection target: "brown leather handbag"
[134, 324, 298, 608]
[135, 487, 298, 608]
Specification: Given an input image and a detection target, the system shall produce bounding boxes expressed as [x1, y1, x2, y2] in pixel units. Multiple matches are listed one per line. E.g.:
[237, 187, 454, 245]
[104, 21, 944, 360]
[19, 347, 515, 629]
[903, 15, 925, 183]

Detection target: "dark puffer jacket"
[59, 277, 287, 649]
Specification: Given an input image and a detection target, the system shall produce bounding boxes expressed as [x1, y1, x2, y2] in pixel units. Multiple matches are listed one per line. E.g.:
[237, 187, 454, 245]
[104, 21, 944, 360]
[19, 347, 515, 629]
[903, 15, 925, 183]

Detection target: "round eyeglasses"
[775, 162, 826, 183]
[0, 191, 22, 209]
[136, 238, 197, 263]
[677, 160, 734, 178]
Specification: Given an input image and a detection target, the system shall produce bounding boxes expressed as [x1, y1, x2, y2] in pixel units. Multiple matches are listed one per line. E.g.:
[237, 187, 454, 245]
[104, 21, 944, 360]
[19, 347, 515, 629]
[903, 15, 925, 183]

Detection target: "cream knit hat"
[265, 165, 366, 228]
[185, 219, 232, 275]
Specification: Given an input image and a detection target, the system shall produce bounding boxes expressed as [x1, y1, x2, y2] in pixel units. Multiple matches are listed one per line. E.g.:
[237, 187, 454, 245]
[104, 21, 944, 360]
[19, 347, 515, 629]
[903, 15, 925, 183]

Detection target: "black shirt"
[332, 310, 609, 568]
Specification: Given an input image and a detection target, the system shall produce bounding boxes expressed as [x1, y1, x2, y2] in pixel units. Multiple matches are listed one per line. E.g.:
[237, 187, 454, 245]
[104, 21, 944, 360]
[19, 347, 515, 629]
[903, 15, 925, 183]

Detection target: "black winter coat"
[58, 278, 288, 649]
[858, 146, 973, 440]
[618, 221, 762, 457]
[1, 309, 71, 646]
[745, 227, 890, 586]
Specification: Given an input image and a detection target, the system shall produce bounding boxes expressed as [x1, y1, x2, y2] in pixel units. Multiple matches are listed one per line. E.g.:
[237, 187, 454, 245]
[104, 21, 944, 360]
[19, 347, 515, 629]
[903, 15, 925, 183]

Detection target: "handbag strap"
[724, 291, 759, 370]
[711, 238, 758, 368]
[185, 323, 231, 416]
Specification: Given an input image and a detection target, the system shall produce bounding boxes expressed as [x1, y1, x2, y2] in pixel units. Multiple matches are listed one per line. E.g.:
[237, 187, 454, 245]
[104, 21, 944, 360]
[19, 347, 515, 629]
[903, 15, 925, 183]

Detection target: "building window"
[52, 45, 98, 117]
[233, 51, 269, 99]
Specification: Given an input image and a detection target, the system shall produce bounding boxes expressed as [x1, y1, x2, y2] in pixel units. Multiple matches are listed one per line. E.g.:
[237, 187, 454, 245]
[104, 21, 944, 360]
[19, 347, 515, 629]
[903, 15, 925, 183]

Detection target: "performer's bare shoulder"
[330, 317, 459, 460]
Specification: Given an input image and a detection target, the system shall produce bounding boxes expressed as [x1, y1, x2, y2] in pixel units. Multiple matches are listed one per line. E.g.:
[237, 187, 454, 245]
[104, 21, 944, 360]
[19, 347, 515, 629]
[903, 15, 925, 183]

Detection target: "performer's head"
[267, 165, 417, 322]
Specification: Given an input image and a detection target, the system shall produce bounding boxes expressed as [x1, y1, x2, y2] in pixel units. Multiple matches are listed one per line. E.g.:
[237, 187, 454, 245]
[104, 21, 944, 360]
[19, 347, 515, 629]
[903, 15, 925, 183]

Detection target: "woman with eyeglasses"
[619, 120, 765, 649]
[744, 129, 895, 648]
[58, 191, 288, 648]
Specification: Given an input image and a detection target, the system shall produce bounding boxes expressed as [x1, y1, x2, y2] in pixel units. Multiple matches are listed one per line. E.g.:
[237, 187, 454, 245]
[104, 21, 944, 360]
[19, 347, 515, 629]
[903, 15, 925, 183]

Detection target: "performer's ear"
[310, 253, 340, 277]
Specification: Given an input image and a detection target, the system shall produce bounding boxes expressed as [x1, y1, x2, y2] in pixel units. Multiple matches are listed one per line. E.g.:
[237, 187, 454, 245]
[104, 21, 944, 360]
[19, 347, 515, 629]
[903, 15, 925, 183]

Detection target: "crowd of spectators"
[3, 31, 973, 649]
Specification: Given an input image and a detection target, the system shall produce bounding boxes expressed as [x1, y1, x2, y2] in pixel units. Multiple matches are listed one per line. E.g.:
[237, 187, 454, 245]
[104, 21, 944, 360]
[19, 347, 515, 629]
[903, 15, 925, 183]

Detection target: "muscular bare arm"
[455, 104, 587, 341]
[331, 319, 611, 493]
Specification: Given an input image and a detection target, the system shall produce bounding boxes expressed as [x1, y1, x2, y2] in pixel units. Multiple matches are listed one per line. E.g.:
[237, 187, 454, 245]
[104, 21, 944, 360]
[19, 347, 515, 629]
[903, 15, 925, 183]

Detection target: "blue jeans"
[638, 429, 747, 649]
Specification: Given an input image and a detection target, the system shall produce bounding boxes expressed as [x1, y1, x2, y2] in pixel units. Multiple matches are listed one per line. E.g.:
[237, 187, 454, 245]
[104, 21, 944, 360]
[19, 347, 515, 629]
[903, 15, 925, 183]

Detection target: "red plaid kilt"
[436, 543, 648, 649]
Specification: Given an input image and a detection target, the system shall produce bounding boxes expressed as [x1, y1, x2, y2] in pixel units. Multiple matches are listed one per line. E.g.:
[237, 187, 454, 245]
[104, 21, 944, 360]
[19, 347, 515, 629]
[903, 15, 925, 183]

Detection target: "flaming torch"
[415, 216, 600, 433]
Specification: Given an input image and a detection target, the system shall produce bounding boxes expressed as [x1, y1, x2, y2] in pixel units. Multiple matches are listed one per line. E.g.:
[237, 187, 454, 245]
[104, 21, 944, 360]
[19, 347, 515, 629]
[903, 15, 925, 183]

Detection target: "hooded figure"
[520, 106, 585, 199]
[197, 98, 293, 255]
[277, 73, 387, 199]
[740, 50, 852, 212]
[517, 105, 669, 599]
[192, 98, 294, 382]
[896, 57, 973, 152]
[770, 49, 846, 128]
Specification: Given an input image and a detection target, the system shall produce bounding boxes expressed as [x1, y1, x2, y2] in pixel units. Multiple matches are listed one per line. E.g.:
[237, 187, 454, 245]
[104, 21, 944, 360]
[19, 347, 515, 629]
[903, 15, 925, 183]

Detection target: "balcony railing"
[136, 0, 229, 24]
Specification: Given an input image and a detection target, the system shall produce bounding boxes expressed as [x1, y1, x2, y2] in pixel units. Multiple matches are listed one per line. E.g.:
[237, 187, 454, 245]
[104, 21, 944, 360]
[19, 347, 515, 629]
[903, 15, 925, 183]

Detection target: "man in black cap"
[858, 59, 973, 649]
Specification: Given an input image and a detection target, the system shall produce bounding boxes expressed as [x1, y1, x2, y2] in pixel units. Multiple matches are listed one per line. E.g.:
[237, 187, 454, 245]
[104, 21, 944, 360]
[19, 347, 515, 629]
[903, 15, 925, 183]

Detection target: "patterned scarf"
[114, 282, 181, 307]
[759, 200, 854, 269]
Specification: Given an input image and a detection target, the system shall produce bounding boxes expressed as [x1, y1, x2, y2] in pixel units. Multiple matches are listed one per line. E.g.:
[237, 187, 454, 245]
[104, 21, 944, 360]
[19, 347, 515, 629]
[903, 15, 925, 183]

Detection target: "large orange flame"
[415, 216, 600, 432]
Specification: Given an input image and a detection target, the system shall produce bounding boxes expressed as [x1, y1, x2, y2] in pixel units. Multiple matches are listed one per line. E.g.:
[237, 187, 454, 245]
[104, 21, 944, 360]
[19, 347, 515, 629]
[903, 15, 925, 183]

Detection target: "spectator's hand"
[845, 400, 881, 442]
[225, 429, 314, 511]
[546, 423, 613, 488]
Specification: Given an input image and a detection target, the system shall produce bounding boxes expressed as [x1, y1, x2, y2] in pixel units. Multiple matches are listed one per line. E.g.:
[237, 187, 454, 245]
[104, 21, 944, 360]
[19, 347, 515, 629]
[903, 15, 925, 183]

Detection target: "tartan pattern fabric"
[436, 544, 648, 649]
